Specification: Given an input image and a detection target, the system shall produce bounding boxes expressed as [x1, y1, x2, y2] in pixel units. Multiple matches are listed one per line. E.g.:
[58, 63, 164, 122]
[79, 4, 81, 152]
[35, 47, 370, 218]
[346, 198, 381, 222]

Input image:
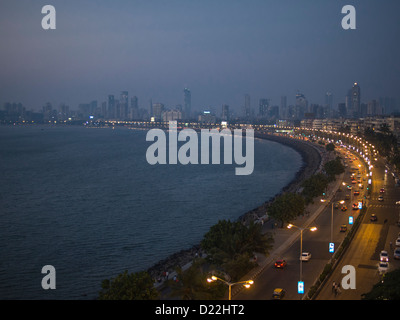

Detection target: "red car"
[274, 259, 287, 268]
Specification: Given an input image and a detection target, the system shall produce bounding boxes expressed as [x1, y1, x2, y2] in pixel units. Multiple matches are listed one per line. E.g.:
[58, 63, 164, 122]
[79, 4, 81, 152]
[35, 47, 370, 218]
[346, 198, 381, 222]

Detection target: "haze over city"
[1, 0, 400, 114]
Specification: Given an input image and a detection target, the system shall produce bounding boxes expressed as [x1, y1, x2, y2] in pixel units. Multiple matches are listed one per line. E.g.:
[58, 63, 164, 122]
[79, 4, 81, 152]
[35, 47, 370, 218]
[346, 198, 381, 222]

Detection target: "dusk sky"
[1, 0, 399, 113]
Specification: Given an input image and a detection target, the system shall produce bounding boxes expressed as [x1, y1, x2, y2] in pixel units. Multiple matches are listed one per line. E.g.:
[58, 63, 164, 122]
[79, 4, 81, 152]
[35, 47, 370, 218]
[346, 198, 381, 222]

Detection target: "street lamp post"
[321, 199, 345, 247]
[287, 224, 317, 285]
[207, 276, 254, 300]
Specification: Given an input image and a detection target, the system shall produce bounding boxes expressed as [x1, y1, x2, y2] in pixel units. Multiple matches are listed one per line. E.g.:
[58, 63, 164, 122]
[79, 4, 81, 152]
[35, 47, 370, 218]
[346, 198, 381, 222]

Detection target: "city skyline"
[2, 81, 399, 125]
[1, 1, 400, 112]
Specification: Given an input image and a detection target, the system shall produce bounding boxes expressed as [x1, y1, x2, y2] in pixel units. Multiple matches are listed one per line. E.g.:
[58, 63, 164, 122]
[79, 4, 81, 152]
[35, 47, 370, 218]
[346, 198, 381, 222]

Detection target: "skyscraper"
[222, 104, 230, 121]
[152, 103, 164, 121]
[295, 92, 308, 119]
[348, 82, 361, 118]
[325, 91, 333, 117]
[184, 88, 191, 119]
[120, 91, 128, 119]
[351, 83, 361, 116]
[108, 95, 115, 119]
[259, 99, 270, 117]
[129, 96, 138, 120]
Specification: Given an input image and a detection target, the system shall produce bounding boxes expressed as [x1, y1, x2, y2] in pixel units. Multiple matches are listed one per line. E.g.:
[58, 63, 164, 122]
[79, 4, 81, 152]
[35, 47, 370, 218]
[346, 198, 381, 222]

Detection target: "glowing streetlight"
[287, 223, 317, 284]
[207, 276, 254, 300]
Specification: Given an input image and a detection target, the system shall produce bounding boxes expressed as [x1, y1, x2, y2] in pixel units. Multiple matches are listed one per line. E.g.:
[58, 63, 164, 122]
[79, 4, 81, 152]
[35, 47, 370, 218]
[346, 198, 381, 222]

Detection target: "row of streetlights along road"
[206, 128, 374, 298]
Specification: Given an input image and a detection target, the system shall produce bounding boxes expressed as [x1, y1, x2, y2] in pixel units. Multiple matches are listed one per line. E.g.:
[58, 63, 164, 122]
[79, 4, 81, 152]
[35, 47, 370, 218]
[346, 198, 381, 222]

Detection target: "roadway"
[235, 146, 367, 300]
[315, 156, 400, 299]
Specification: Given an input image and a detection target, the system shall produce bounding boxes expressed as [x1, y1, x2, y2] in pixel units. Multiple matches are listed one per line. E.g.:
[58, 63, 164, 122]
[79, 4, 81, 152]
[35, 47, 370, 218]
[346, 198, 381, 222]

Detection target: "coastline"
[146, 132, 324, 281]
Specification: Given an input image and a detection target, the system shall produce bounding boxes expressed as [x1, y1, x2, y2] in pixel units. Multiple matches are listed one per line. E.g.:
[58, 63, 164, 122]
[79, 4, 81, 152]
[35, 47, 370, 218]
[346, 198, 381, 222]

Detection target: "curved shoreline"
[146, 133, 323, 281]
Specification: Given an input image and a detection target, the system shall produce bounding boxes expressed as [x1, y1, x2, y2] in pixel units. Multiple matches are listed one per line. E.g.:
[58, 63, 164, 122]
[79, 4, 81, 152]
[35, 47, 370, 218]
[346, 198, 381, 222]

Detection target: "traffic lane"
[236, 198, 352, 301]
[316, 216, 383, 300]
[237, 186, 357, 299]
[317, 175, 400, 298]
[237, 237, 331, 300]
[236, 157, 358, 300]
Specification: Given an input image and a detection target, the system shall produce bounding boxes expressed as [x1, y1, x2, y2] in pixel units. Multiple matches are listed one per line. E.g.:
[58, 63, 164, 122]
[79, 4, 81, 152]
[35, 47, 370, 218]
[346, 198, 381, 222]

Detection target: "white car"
[300, 252, 311, 261]
[378, 261, 389, 274]
[396, 238, 400, 247]
[380, 250, 389, 262]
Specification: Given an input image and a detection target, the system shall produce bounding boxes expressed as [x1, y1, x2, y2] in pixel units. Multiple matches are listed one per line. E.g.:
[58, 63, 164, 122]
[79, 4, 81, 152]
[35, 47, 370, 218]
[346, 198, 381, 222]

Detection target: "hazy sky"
[0, 0, 399, 113]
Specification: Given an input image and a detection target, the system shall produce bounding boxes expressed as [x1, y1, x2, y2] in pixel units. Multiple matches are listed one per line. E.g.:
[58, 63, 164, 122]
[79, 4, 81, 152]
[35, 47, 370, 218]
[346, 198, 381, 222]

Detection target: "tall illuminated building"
[346, 82, 361, 118]
[351, 82, 361, 117]
[120, 91, 128, 119]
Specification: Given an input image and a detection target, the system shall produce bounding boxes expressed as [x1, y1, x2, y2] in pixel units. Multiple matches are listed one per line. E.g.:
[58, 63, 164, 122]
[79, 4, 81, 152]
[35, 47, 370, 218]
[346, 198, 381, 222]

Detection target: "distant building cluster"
[1, 83, 399, 131]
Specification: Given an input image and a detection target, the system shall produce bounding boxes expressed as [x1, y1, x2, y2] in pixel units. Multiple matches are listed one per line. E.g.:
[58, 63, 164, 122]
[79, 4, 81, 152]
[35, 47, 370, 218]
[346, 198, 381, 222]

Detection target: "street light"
[287, 224, 317, 284]
[207, 276, 254, 300]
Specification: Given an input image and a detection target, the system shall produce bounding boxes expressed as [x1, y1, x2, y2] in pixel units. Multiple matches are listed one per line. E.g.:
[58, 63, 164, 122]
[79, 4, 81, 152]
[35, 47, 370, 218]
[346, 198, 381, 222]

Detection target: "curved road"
[235, 146, 367, 300]
[316, 157, 400, 299]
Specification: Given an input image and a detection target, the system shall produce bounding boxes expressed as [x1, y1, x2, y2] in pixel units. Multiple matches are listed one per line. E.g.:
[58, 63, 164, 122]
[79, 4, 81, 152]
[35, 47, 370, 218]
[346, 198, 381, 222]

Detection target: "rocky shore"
[147, 133, 323, 282]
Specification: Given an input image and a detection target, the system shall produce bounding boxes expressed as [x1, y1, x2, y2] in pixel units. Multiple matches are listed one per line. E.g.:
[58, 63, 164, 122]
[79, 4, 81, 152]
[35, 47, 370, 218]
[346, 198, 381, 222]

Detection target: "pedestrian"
[336, 283, 341, 295]
[332, 281, 336, 293]
[334, 283, 339, 296]
[165, 271, 169, 280]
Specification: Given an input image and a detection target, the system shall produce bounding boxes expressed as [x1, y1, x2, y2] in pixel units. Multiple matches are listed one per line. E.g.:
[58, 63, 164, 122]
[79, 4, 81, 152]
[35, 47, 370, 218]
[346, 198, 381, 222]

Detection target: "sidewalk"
[230, 170, 345, 298]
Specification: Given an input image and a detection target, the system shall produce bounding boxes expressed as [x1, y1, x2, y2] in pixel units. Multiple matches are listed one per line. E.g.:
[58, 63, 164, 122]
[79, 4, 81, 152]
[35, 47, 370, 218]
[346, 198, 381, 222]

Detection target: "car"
[351, 180, 357, 184]
[380, 250, 389, 262]
[378, 261, 389, 274]
[396, 237, 400, 247]
[274, 259, 287, 269]
[354, 190, 360, 196]
[378, 195, 384, 201]
[300, 252, 311, 261]
[341, 206, 347, 212]
[370, 214, 378, 222]
[352, 203, 359, 210]
[380, 188, 385, 193]
[345, 194, 350, 200]
[394, 248, 400, 260]
[347, 185, 352, 190]
[340, 224, 347, 232]
[272, 288, 286, 300]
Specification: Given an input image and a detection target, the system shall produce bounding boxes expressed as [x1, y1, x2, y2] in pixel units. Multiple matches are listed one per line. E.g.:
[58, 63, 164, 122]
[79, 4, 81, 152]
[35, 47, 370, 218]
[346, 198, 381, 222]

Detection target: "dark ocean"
[0, 125, 302, 299]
